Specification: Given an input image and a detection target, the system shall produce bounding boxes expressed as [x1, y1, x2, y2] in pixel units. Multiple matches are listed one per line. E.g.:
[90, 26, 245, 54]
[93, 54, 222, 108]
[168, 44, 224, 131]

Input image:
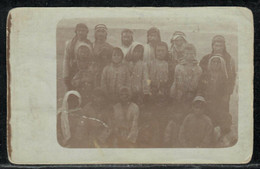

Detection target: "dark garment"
[137, 96, 171, 148]
[82, 102, 113, 148]
[71, 69, 95, 106]
[199, 51, 236, 95]
[198, 72, 232, 135]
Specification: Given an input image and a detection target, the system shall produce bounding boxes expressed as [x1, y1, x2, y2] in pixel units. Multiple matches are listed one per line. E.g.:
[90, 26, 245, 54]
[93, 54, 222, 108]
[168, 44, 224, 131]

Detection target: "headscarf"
[212, 35, 225, 45]
[192, 95, 206, 104]
[180, 43, 198, 65]
[112, 47, 124, 61]
[75, 23, 89, 33]
[126, 43, 144, 61]
[155, 41, 169, 61]
[95, 24, 108, 33]
[76, 43, 93, 61]
[171, 31, 187, 43]
[147, 27, 161, 43]
[59, 90, 81, 144]
[208, 54, 229, 79]
[121, 29, 134, 46]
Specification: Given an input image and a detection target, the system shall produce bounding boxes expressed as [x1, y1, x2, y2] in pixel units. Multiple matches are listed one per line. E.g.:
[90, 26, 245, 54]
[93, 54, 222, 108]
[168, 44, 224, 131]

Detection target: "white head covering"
[171, 31, 187, 43]
[59, 90, 81, 144]
[192, 96, 206, 103]
[208, 55, 228, 79]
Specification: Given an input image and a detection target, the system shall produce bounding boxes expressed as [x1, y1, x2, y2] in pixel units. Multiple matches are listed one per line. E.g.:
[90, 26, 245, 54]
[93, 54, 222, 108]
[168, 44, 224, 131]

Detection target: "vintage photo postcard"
[7, 7, 253, 164]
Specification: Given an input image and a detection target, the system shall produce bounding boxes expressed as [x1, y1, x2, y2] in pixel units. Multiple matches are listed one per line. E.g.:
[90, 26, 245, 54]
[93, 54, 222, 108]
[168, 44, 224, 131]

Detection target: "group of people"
[57, 23, 237, 148]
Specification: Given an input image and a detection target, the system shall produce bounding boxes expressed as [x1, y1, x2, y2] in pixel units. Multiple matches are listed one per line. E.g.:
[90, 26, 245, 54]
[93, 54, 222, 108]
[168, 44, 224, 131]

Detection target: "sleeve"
[178, 116, 189, 147]
[227, 57, 237, 95]
[127, 104, 140, 143]
[125, 67, 131, 88]
[71, 72, 81, 88]
[170, 65, 180, 98]
[197, 72, 207, 97]
[142, 63, 151, 95]
[189, 66, 202, 92]
[200, 118, 214, 147]
[63, 41, 71, 79]
[101, 67, 108, 91]
[199, 55, 209, 73]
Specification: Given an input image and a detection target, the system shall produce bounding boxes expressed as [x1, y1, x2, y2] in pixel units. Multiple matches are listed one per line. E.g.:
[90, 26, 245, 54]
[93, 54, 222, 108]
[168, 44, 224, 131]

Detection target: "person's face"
[184, 50, 195, 61]
[132, 46, 143, 62]
[156, 45, 167, 60]
[77, 48, 90, 69]
[211, 58, 221, 71]
[76, 28, 88, 40]
[120, 91, 130, 103]
[174, 37, 185, 47]
[83, 77, 93, 90]
[112, 50, 123, 64]
[213, 42, 225, 54]
[148, 32, 158, 44]
[93, 95, 105, 106]
[95, 30, 107, 42]
[192, 101, 204, 115]
[122, 32, 132, 46]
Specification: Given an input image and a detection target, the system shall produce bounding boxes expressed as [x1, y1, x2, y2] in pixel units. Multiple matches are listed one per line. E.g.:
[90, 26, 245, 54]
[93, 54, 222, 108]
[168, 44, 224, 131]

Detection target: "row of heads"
[65, 87, 207, 113]
[74, 23, 226, 45]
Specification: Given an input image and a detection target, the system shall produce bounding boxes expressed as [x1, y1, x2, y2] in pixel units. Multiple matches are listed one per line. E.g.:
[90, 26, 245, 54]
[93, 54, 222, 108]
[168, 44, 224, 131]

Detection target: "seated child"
[178, 96, 214, 148]
[82, 88, 113, 148]
[101, 47, 130, 103]
[112, 87, 139, 148]
[149, 41, 169, 91]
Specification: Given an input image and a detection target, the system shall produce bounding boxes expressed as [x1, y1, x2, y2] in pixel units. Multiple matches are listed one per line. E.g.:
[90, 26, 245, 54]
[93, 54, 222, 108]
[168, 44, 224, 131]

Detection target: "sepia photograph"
[56, 17, 238, 148]
[8, 7, 253, 164]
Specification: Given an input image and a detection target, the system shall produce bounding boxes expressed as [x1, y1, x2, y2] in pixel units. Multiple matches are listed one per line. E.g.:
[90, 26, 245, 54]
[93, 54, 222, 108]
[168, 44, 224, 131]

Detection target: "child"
[71, 44, 94, 106]
[149, 41, 169, 92]
[127, 44, 150, 96]
[112, 86, 139, 148]
[198, 54, 232, 141]
[101, 47, 130, 103]
[82, 88, 113, 148]
[178, 96, 214, 148]
[170, 43, 202, 114]
[57, 90, 88, 148]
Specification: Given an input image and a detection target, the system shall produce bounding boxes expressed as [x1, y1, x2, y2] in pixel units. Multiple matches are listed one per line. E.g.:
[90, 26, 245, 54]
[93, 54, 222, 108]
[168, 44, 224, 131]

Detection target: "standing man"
[199, 35, 236, 113]
[120, 29, 137, 61]
[63, 23, 92, 91]
[92, 24, 114, 87]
